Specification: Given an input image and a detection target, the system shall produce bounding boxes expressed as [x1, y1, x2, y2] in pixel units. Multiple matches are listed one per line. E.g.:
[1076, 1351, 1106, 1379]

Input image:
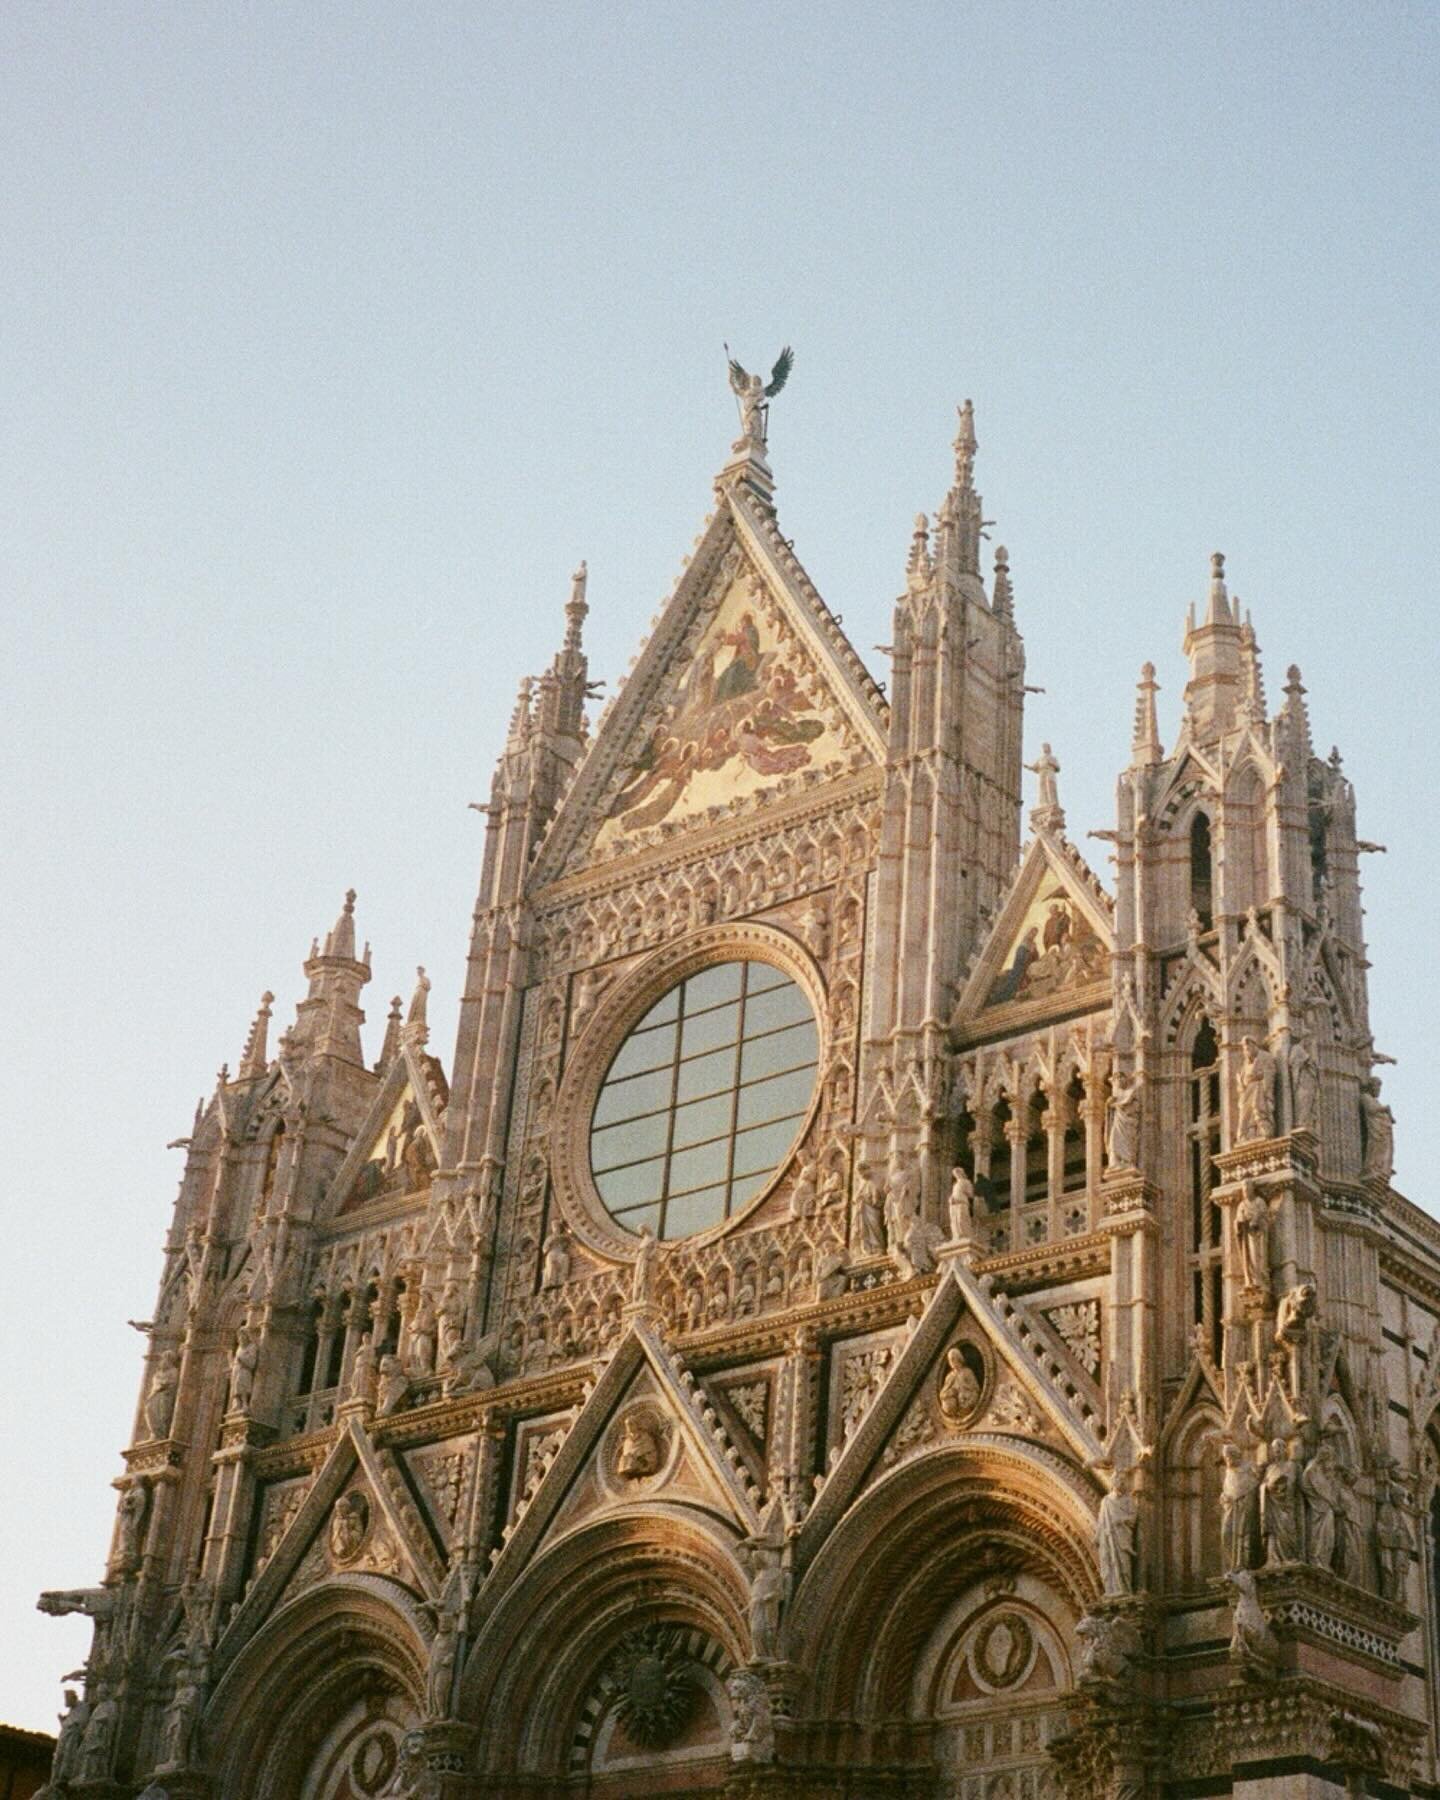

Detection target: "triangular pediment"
[796, 1260, 1107, 1568]
[952, 833, 1114, 1034]
[323, 1044, 448, 1218]
[481, 1317, 760, 1606]
[532, 489, 888, 883]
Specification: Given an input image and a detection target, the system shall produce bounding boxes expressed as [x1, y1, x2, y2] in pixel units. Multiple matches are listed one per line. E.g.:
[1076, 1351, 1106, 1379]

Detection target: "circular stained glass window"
[589, 959, 819, 1241]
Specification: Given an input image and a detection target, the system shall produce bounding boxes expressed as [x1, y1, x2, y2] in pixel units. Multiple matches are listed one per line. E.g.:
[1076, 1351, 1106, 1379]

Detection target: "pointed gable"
[532, 487, 888, 883]
[952, 833, 1114, 1035]
[322, 1044, 448, 1217]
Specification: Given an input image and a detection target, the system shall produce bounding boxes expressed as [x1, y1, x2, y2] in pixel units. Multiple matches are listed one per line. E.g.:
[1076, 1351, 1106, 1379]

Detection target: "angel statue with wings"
[727, 344, 794, 448]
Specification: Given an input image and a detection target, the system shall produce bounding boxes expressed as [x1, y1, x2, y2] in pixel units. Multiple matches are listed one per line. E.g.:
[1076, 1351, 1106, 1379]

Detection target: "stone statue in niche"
[51, 1688, 90, 1785]
[144, 1348, 180, 1439]
[114, 1480, 149, 1574]
[1220, 1441, 1261, 1572]
[350, 1332, 377, 1405]
[937, 1346, 983, 1425]
[789, 1165, 817, 1220]
[855, 1168, 886, 1257]
[542, 1227, 572, 1289]
[1234, 1187, 1272, 1293]
[741, 1538, 791, 1661]
[1105, 1070, 1141, 1171]
[437, 1283, 466, 1370]
[1096, 1467, 1139, 1594]
[896, 1213, 944, 1280]
[1300, 1436, 1343, 1571]
[818, 1165, 844, 1210]
[376, 1354, 409, 1417]
[227, 1323, 259, 1413]
[948, 1165, 976, 1242]
[1374, 1476, 1413, 1601]
[423, 1559, 473, 1719]
[1288, 1028, 1321, 1133]
[726, 1668, 775, 1763]
[407, 1289, 437, 1377]
[631, 1226, 657, 1304]
[1260, 1437, 1303, 1565]
[1360, 1079, 1395, 1184]
[79, 1686, 120, 1780]
[1236, 1036, 1278, 1142]
[884, 1159, 919, 1251]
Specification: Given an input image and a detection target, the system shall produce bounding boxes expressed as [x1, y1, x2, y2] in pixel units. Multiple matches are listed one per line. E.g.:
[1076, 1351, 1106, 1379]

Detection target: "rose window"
[589, 959, 819, 1240]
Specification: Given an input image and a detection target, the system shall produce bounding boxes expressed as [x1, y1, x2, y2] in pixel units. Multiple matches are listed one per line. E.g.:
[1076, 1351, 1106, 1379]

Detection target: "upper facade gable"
[951, 832, 1115, 1038]
[319, 1044, 450, 1222]
[531, 486, 888, 887]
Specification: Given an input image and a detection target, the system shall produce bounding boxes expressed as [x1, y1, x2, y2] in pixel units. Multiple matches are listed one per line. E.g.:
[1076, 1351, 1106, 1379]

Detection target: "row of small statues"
[1105, 1040, 1394, 1178]
[1221, 1430, 1412, 1598]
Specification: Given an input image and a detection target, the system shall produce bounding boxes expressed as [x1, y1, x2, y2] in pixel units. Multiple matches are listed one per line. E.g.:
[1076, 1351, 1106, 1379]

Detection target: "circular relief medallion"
[602, 1402, 673, 1496]
[588, 956, 819, 1242]
[352, 1729, 398, 1795]
[937, 1343, 987, 1427]
[974, 1612, 1034, 1690]
[329, 1490, 371, 1565]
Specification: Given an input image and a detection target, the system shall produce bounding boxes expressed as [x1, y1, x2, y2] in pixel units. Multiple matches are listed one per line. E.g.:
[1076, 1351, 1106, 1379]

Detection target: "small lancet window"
[1190, 813, 1214, 931]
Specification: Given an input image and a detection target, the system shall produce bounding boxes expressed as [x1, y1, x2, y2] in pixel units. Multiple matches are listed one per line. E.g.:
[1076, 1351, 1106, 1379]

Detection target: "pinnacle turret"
[1182, 552, 1244, 740]
[376, 995, 404, 1073]
[1131, 663, 1161, 766]
[293, 889, 371, 1066]
[403, 966, 431, 1047]
[237, 991, 275, 1081]
[992, 545, 1014, 622]
[933, 399, 984, 587]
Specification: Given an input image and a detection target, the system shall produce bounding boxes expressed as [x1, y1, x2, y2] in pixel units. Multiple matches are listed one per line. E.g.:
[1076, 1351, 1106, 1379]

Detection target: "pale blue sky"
[3, 1, 1437, 1732]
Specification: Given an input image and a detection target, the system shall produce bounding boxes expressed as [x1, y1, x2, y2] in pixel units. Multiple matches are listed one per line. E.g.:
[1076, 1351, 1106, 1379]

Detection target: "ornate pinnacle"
[321, 889, 359, 962]
[403, 966, 431, 1047]
[1206, 551, 1233, 625]
[376, 995, 403, 1073]
[953, 399, 977, 492]
[1239, 616, 1267, 724]
[906, 514, 933, 592]
[564, 561, 588, 652]
[992, 545, 1014, 621]
[238, 991, 275, 1080]
[1132, 663, 1161, 766]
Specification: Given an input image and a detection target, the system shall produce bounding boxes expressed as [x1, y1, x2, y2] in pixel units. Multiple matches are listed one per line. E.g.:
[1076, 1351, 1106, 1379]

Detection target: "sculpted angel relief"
[600, 586, 836, 839]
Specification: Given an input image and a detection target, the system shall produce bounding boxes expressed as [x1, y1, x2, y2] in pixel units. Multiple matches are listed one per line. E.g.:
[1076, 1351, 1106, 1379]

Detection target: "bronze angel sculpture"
[727, 344, 794, 447]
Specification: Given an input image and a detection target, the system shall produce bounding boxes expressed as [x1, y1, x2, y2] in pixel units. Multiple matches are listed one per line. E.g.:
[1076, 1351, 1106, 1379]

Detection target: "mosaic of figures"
[985, 885, 1107, 1010]
[593, 557, 861, 853]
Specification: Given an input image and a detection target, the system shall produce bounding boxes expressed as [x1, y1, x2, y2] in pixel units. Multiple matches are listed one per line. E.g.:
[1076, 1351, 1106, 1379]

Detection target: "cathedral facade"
[37, 384, 1440, 1800]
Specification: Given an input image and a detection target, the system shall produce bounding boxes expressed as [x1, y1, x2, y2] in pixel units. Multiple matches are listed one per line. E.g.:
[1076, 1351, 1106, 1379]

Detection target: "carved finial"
[376, 995, 404, 1073]
[564, 561, 588, 651]
[1206, 551, 1232, 625]
[906, 514, 932, 592]
[1278, 662, 1312, 756]
[1025, 741, 1065, 832]
[403, 966, 431, 1047]
[953, 399, 977, 491]
[238, 991, 275, 1080]
[1132, 663, 1161, 766]
[506, 675, 534, 750]
[321, 890, 358, 961]
[992, 544, 1014, 621]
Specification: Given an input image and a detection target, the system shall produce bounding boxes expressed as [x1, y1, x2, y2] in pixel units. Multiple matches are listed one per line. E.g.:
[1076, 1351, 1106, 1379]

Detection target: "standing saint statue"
[1288, 1028, 1321, 1133]
[1220, 1442, 1261, 1572]
[1360, 1079, 1395, 1184]
[1105, 1070, 1141, 1171]
[631, 1225, 657, 1304]
[1260, 1437, 1303, 1565]
[1096, 1468, 1139, 1595]
[1234, 1186, 1272, 1293]
[948, 1165, 976, 1242]
[1236, 1037, 1277, 1142]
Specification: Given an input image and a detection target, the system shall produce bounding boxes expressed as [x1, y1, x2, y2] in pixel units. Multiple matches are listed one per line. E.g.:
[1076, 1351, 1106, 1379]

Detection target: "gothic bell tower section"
[867, 404, 1026, 1216]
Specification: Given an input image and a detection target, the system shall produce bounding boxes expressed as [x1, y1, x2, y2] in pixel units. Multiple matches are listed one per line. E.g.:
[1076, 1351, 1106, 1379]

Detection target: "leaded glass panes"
[589, 959, 819, 1240]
